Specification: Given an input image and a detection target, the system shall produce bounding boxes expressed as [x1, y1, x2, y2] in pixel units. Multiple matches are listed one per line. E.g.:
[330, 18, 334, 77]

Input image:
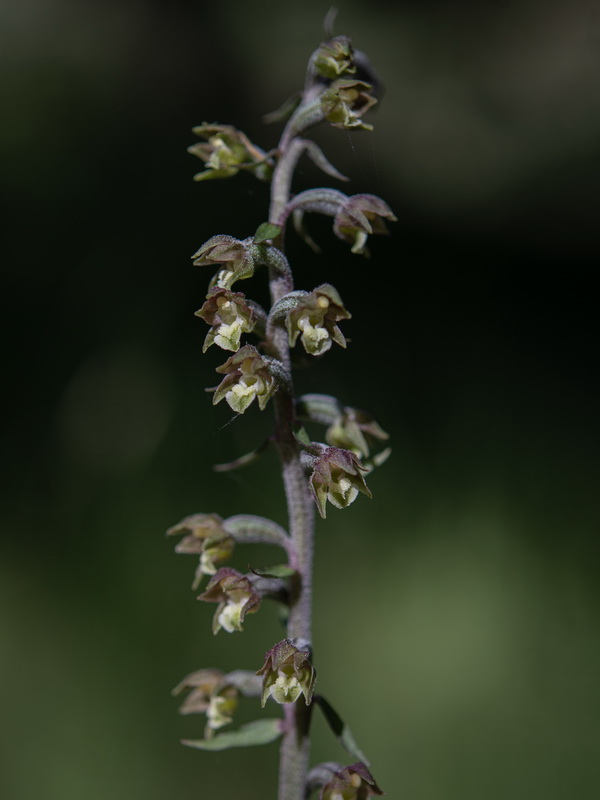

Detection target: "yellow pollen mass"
[240, 357, 255, 372]
[216, 296, 230, 309]
[317, 296, 330, 309]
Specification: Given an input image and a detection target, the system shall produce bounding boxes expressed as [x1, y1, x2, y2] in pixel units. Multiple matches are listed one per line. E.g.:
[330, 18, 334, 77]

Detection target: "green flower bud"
[196, 287, 256, 353]
[213, 345, 278, 414]
[333, 194, 397, 255]
[309, 447, 372, 519]
[320, 763, 383, 800]
[320, 79, 377, 131]
[188, 123, 272, 182]
[198, 567, 262, 634]
[256, 639, 316, 707]
[285, 284, 350, 356]
[312, 36, 356, 80]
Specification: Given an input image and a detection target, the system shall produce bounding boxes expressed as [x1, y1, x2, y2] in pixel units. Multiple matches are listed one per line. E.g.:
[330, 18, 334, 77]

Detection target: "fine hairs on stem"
[168, 22, 394, 800]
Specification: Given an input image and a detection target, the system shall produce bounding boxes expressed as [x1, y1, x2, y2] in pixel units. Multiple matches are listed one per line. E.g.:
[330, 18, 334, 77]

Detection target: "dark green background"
[1, 1, 598, 798]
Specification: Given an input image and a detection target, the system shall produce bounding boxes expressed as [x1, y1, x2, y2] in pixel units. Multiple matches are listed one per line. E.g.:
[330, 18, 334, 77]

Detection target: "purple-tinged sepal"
[309, 446, 371, 518]
[256, 638, 316, 707]
[320, 763, 384, 799]
[333, 194, 397, 255]
[196, 287, 256, 353]
[172, 668, 239, 738]
[198, 567, 262, 634]
[188, 123, 273, 182]
[167, 512, 235, 588]
[213, 344, 279, 414]
[326, 407, 389, 459]
[285, 284, 350, 356]
[192, 235, 255, 290]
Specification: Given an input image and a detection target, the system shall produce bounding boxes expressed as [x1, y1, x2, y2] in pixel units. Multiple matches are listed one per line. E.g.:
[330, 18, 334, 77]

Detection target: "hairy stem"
[269, 103, 317, 800]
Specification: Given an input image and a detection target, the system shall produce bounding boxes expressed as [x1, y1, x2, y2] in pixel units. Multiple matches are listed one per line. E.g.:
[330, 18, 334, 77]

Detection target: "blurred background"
[1, 0, 599, 798]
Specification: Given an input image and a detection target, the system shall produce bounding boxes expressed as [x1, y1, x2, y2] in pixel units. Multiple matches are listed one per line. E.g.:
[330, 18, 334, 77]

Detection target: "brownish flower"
[285, 284, 350, 356]
[256, 639, 316, 707]
[320, 763, 384, 799]
[196, 287, 256, 352]
[320, 79, 377, 131]
[309, 447, 371, 518]
[188, 123, 272, 182]
[213, 345, 278, 413]
[333, 194, 396, 255]
[198, 568, 262, 634]
[167, 513, 235, 588]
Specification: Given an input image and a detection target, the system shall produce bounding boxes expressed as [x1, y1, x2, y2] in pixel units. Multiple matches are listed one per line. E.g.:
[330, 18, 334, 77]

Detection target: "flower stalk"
[170, 24, 392, 799]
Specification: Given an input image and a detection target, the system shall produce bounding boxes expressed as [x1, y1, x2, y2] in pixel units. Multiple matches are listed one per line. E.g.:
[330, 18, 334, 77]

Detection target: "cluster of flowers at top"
[188, 37, 380, 189]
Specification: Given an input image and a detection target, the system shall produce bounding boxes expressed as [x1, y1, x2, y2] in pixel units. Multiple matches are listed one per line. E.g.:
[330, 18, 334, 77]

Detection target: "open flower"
[309, 447, 371, 518]
[196, 287, 256, 353]
[198, 567, 262, 634]
[257, 639, 316, 707]
[320, 763, 384, 800]
[333, 194, 396, 255]
[285, 284, 350, 356]
[192, 235, 255, 290]
[188, 123, 272, 182]
[167, 512, 235, 588]
[320, 79, 377, 131]
[172, 668, 239, 738]
[325, 408, 389, 459]
[213, 344, 278, 413]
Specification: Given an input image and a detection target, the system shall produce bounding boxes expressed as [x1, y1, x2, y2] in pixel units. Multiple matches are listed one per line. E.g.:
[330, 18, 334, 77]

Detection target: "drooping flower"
[285, 284, 350, 356]
[309, 446, 371, 518]
[213, 344, 278, 414]
[325, 407, 389, 459]
[320, 763, 384, 800]
[256, 639, 316, 707]
[320, 79, 377, 131]
[198, 567, 262, 634]
[192, 235, 255, 290]
[333, 194, 397, 255]
[167, 512, 235, 588]
[196, 287, 256, 353]
[312, 35, 356, 80]
[172, 668, 239, 738]
[188, 123, 272, 182]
